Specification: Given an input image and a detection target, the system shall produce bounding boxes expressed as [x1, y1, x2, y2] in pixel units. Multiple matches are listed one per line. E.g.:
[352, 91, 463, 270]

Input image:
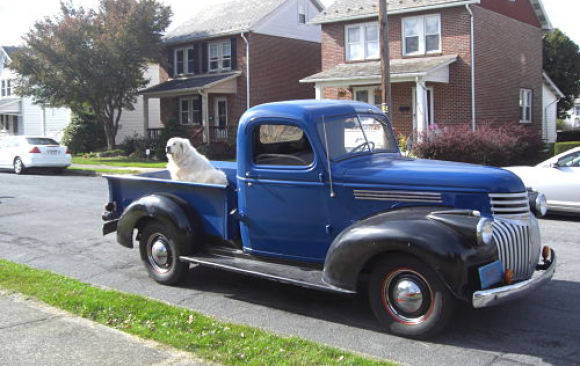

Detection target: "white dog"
[166, 137, 228, 185]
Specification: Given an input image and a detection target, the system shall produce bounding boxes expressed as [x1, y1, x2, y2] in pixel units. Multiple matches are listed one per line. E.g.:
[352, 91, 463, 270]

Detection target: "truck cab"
[103, 100, 556, 338]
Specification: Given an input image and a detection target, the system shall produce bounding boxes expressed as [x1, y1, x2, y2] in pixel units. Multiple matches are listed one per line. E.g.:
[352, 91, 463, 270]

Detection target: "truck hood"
[336, 155, 525, 193]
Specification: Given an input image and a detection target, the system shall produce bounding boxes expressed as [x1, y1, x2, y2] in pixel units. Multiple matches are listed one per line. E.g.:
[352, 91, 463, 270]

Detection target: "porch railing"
[209, 126, 228, 143]
[147, 128, 163, 140]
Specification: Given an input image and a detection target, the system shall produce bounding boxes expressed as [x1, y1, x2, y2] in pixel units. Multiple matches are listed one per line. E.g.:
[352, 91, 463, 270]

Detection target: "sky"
[0, 0, 579, 47]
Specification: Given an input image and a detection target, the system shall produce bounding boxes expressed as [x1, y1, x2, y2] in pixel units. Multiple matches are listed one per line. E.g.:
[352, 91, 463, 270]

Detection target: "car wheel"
[13, 157, 26, 175]
[139, 221, 187, 286]
[368, 255, 455, 339]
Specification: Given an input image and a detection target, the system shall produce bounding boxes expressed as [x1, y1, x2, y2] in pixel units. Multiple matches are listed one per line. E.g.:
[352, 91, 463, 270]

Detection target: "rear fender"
[323, 207, 497, 300]
[116, 193, 204, 254]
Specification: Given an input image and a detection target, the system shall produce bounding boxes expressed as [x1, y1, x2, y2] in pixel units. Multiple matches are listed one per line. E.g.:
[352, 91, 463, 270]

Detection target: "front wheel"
[14, 157, 26, 175]
[368, 256, 455, 339]
[139, 221, 187, 285]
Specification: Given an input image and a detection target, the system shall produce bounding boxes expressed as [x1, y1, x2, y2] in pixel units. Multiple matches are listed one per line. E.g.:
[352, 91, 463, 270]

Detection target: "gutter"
[466, 4, 476, 131]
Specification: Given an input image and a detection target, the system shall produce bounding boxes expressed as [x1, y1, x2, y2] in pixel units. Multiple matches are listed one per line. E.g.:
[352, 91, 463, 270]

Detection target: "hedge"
[557, 130, 580, 142]
[554, 141, 580, 155]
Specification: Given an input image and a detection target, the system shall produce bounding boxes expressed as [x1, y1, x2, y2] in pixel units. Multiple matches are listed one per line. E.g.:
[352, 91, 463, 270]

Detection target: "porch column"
[143, 96, 149, 138]
[415, 79, 428, 135]
[201, 91, 210, 144]
[315, 85, 323, 100]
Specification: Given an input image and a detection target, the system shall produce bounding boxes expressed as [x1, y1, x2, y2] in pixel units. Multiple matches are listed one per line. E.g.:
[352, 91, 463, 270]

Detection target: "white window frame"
[179, 96, 202, 125]
[345, 22, 379, 61]
[519, 88, 533, 124]
[402, 14, 441, 56]
[298, 0, 307, 24]
[1, 79, 12, 98]
[353, 86, 381, 108]
[209, 42, 232, 72]
[174, 46, 195, 76]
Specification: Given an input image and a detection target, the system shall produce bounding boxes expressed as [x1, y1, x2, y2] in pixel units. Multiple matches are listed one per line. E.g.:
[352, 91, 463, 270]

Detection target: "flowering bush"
[412, 124, 546, 167]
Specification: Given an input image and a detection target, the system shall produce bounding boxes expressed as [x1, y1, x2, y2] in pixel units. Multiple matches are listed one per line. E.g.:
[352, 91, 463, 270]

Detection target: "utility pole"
[379, 0, 392, 120]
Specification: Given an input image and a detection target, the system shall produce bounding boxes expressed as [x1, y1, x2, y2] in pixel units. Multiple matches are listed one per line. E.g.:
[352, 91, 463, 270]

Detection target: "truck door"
[239, 121, 330, 262]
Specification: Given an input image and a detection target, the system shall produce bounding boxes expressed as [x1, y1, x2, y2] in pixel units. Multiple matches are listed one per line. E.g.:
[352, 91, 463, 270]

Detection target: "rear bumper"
[24, 155, 71, 168]
[472, 249, 556, 308]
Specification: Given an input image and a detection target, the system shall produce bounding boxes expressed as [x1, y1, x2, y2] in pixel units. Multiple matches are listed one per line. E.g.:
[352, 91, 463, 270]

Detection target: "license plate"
[478, 260, 504, 289]
[46, 150, 58, 155]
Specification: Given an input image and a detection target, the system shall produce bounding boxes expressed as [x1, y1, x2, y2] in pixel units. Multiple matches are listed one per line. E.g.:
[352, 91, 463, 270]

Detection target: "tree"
[543, 29, 580, 119]
[11, 0, 171, 150]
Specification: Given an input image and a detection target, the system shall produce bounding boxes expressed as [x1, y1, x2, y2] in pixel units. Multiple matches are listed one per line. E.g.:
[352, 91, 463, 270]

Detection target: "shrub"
[554, 141, 580, 155]
[153, 117, 188, 160]
[61, 113, 107, 154]
[557, 130, 580, 142]
[412, 124, 546, 167]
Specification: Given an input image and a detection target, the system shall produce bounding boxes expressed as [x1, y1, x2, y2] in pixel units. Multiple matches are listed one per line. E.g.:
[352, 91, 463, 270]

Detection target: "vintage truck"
[102, 100, 556, 338]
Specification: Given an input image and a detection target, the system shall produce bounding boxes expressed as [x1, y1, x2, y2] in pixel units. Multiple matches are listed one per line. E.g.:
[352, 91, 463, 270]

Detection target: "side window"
[253, 124, 314, 166]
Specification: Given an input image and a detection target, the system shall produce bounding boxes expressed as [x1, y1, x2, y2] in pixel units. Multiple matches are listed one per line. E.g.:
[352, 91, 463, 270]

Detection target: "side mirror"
[549, 160, 559, 169]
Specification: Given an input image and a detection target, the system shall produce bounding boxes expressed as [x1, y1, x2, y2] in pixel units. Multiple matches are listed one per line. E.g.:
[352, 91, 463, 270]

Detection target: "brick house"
[301, 0, 552, 138]
[140, 0, 324, 147]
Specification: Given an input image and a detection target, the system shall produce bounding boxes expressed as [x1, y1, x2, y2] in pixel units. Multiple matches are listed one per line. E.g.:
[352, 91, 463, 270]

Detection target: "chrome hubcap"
[382, 270, 432, 324]
[147, 234, 171, 273]
[392, 279, 424, 314]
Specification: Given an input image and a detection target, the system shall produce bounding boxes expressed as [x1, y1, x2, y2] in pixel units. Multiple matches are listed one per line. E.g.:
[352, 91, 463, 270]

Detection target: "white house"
[0, 46, 72, 141]
[564, 97, 580, 129]
[542, 72, 564, 143]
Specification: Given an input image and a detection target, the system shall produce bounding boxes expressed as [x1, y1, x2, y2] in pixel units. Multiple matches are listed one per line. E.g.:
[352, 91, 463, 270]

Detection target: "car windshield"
[316, 114, 398, 160]
[26, 138, 59, 146]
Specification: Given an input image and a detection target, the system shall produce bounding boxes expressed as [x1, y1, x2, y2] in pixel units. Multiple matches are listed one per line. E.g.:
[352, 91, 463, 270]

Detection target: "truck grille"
[489, 192, 537, 281]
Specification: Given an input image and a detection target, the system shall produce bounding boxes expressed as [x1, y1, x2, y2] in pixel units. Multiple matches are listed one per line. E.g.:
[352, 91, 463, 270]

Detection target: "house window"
[403, 14, 441, 55]
[520, 89, 532, 123]
[209, 42, 232, 72]
[179, 96, 202, 125]
[174, 47, 195, 75]
[353, 86, 381, 108]
[345, 22, 379, 61]
[298, 1, 307, 24]
[1, 79, 11, 97]
[574, 104, 580, 116]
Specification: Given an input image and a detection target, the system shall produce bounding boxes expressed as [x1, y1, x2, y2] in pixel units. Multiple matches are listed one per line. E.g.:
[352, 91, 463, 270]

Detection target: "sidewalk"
[0, 292, 213, 366]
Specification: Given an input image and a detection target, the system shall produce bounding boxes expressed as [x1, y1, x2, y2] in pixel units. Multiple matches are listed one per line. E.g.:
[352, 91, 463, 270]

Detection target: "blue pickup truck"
[102, 100, 556, 338]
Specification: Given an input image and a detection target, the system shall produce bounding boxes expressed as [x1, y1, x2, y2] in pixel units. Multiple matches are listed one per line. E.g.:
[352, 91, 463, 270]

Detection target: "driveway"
[0, 172, 578, 366]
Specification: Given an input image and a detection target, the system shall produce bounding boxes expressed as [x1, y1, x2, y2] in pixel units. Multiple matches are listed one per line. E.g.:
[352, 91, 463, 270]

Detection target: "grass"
[68, 167, 142, 175]
[0, 259, 397, 366]
[72, 156, 167, 168]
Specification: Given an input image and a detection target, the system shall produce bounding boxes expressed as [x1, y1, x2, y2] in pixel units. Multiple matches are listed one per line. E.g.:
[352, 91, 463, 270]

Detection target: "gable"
[478, 0, 548, 29]
[253, 0, 322, 43]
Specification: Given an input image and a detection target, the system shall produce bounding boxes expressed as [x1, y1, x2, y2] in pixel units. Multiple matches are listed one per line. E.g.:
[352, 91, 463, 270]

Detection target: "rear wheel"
[369, 256, 455, 339]
[139, 221, 187, 285]
[13, 157, 25, 175]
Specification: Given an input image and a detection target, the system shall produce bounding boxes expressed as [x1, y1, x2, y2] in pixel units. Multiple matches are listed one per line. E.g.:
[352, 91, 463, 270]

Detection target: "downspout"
[241, 32, 250, 110]
[466, 4, 476, 131]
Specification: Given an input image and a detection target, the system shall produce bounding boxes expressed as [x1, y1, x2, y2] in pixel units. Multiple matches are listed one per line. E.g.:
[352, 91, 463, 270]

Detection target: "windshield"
[26, 138, 59, 146]
[317, 114, 398, 160]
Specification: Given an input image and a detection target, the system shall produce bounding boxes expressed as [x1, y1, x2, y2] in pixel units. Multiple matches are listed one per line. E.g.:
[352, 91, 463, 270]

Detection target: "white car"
[505, 147, 580, 214]
[0, 136, 72, 174]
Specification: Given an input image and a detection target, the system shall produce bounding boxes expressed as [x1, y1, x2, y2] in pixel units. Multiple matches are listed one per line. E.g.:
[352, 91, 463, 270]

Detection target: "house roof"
[542, 72, 564, 98]
[310, 0, 476, 24]
[164, 0, 324, 45]
[301, 54, 458, 83]
[139, 72, 241, 96]
[0, 98, 22, 115]
[0, 46, 22, 63]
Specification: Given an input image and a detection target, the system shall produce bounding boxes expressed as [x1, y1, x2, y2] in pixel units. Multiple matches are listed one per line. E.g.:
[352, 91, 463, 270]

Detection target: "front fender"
[322, 207, 497, 300]
[116, 193, 203, 253]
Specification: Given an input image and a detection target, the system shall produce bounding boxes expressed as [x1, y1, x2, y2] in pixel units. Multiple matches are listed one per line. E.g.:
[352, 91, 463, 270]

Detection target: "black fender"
[322, 207, 497, 301]
[116, 193, 204, 254]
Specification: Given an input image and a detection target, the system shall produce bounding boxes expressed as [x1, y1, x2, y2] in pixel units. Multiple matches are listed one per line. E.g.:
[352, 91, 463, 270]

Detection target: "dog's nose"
[166, 146, 172, 154]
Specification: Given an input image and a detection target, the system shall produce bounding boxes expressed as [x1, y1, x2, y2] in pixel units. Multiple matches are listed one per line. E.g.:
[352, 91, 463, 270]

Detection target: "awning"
[301, 55, 458, 86]
[0, 98, 22, 115]
[139, 72, 241, 98]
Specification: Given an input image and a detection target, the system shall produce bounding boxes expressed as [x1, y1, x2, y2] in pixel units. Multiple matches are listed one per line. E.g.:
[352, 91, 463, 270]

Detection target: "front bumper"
[472, 249, 556, 308]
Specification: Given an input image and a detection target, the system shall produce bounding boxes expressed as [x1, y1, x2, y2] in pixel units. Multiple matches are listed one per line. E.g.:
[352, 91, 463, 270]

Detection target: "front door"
[239, 120, 330, 262]
[213, 97, 227, 141]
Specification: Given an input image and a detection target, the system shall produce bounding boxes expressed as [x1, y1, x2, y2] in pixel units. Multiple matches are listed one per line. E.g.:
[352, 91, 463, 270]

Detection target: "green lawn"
[72, 156, 167, 168]
[0, 259, 397, 366]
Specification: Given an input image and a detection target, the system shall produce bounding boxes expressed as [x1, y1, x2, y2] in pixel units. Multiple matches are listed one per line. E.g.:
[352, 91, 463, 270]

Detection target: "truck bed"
[104, 161, 238, 240]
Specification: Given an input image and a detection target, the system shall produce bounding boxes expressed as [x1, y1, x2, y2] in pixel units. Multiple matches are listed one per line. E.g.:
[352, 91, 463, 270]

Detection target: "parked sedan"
[505, 147, 580, 214]
[0, 136, 72, 174]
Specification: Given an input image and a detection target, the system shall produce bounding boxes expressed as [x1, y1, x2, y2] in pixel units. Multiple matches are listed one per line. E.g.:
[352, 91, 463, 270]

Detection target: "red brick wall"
[473, 5, 543, 130]
[249, 33, 321, 106]
[479, 0, 541, 28]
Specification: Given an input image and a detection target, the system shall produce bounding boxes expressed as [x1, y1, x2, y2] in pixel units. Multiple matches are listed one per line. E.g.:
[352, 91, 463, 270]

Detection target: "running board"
[180, 253, 355, 295]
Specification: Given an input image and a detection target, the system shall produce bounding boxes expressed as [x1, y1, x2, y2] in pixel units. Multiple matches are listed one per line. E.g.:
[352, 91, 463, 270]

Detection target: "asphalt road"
[1, 172, 579, 366]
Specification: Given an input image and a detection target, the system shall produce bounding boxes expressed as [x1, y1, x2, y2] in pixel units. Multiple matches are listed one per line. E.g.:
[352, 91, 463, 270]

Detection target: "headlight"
[534, 193, 548, 217]
[476, 218, 494, 246]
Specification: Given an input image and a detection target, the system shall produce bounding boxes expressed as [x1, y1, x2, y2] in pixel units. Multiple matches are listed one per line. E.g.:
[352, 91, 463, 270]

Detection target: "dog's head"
[166, 137, 192, 162]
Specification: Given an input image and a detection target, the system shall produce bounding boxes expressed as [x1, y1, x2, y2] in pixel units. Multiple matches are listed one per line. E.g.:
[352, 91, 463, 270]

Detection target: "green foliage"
[62, 113, 107, 154]
[413, 124, 547, 166]
[554, 141, 580, 155]
[543, 29, 580, 119]
[11, 0, 172, 150]
[0, 259, 398, 366]
[153, 117, 188, 160]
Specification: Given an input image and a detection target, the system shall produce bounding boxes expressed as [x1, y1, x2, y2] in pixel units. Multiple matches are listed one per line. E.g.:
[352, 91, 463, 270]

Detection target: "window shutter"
[193, 44, 201, 74]
[201, 43, 208, 73]
[167, 49, 174, 76]
[231, 37, 237, 70]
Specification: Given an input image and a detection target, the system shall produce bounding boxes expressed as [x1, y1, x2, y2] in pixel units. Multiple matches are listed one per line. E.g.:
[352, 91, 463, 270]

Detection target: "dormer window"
[402, 14, 441, 56]
[298, 1, 307, 24]
[174, 47, 195, 75]
[209, 42, 232, 72]
[345, 22, 379, 61]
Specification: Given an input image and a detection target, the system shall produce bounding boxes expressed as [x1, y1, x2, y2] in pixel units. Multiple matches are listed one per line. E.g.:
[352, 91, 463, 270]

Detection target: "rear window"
[26, 138, 59, 146]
